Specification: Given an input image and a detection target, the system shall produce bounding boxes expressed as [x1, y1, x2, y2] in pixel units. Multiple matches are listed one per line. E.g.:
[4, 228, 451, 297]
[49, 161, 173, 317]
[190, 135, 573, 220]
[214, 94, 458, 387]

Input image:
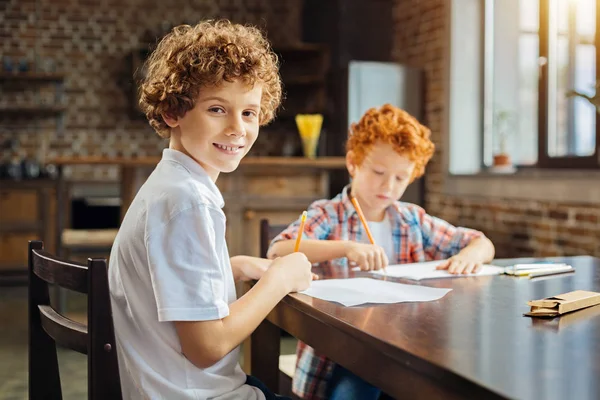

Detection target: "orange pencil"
[350, 197, 375, 245]
[294, 211, 308, 252]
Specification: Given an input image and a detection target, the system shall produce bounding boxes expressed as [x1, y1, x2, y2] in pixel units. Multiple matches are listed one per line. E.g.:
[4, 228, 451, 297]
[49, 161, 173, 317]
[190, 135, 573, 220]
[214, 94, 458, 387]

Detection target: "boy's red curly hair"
[139, 20, 282, 138]
[346, 104, 435, 180]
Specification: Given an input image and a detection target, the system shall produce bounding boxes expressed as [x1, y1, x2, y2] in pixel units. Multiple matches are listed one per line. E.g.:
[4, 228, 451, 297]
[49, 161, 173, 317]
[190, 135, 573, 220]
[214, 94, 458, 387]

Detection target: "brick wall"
[391, 0, 600, 258]
[0, 0, 302, 179]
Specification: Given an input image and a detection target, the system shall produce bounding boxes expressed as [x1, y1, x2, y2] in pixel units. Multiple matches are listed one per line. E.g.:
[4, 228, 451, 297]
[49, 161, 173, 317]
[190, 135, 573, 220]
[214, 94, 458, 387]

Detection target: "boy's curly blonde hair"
[139, 20, 282, 138]
[346, 104, 435, 181]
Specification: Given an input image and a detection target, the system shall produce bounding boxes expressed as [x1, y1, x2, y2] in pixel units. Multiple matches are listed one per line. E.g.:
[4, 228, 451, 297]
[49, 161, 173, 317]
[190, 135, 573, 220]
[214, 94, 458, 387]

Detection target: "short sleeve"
[418, 208, 483, 260]
[146, 205, 229, 322]
[269, 201, 332, 246]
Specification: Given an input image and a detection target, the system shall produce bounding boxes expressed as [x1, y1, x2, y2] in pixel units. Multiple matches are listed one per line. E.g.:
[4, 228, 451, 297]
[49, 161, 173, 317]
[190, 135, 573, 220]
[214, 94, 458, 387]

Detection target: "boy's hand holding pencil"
[344, 242, 388, 272]
[349, 196, 388, 272]
[267, 252, 314, 293]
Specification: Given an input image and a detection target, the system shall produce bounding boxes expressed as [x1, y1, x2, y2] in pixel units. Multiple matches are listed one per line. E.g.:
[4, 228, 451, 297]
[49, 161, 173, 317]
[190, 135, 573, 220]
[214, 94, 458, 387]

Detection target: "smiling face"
[164, 79, 263, 181]
[347, 141, 416, 221]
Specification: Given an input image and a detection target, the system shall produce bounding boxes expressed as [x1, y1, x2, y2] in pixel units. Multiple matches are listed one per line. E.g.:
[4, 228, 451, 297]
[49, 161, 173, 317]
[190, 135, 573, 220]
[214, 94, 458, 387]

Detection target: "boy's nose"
[382, 176, 394, 190]
[227, 117, 246, 137]
[227, 128, 245, 137]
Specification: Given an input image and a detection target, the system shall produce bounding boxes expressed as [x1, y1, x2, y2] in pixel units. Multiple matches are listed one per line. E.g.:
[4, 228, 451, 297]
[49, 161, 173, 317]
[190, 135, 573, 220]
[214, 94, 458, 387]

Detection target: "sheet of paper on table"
[300, 277, 452, 307]
[368, 260, 505, 280]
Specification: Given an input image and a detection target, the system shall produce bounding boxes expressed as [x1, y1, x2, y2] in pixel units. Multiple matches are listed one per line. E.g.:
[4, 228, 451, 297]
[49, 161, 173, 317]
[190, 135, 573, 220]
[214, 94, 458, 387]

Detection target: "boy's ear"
[162, 113, 179, 128]
[346, 151, 357, 178]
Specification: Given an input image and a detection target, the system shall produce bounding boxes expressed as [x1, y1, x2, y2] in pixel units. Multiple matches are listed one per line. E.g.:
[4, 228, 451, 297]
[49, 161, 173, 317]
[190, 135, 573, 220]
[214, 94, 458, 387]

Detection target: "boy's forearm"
[458, 236, 495, 263]
[268, 239, 349, 264]
[222, 274, 288, 347]
[175, 272, 288, 368]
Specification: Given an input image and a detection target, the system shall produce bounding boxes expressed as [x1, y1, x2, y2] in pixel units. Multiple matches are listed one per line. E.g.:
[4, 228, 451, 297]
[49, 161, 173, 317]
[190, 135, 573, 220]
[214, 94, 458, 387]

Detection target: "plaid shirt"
[270, 185, 483, 400]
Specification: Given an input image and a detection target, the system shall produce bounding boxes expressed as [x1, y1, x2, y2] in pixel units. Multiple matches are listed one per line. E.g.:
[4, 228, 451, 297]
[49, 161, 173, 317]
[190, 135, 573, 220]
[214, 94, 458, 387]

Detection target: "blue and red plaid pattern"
[270, 185, 483, 399]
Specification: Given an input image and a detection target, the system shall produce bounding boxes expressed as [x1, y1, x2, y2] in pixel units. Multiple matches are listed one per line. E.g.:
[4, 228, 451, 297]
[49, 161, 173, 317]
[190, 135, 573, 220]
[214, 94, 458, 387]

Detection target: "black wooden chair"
[259, 219, 290, 259]
[28, 240, 122, 399]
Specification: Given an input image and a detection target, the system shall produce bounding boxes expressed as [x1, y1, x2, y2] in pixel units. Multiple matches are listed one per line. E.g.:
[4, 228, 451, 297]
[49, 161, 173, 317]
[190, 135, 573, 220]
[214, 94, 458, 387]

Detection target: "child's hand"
[345, 242, 388, 271]
[268, 252, 314, 293]
[435, 255, 482, 274]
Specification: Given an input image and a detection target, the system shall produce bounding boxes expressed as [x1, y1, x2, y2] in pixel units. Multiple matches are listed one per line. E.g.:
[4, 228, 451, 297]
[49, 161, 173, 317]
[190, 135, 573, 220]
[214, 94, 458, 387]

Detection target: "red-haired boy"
[269, 104, 495, 400]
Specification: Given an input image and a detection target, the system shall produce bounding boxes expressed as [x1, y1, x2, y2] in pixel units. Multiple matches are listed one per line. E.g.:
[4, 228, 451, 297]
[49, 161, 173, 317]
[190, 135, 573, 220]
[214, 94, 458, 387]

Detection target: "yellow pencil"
[294, 211, 308, 252]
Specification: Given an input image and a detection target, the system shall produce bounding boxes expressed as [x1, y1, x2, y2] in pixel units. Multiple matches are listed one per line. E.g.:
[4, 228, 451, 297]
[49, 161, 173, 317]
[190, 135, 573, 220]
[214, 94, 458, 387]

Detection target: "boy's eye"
[209, 107, 225, 114]
[372, 169, 384, 175]
[243, 110, 257, 118]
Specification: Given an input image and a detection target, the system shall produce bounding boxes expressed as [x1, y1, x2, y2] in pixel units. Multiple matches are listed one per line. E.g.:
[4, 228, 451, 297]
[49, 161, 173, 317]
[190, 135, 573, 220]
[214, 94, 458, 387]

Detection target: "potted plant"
[492, 110, 515, 168]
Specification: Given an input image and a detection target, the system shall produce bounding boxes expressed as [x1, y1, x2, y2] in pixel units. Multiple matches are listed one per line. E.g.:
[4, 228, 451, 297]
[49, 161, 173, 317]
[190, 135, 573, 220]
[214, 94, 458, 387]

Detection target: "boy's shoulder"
[141, 157, 224, 220]
[391, 201, 427, 223]
[390, 201, 460, 231]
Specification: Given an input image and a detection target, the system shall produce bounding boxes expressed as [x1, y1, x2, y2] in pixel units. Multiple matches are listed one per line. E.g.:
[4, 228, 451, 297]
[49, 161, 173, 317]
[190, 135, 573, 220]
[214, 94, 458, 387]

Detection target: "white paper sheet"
[369, 260, 505, 280]
[300, 277, 452, 307]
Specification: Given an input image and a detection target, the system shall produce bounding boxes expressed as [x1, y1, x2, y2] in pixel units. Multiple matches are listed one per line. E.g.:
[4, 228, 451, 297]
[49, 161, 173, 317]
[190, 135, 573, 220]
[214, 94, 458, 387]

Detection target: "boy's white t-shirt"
[361, 217, 395, 262]
[108, 149, 265, 400]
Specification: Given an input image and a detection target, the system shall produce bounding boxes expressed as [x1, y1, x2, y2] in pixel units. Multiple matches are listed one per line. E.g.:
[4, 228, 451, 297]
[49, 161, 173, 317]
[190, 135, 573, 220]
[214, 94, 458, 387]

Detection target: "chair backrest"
[259, 219, 290, 258]
[28, 240, 122, 400]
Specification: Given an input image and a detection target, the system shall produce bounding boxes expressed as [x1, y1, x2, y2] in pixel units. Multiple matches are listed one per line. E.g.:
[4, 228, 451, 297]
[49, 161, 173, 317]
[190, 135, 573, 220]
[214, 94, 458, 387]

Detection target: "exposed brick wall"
[0, 0, 302, 179]
[391, 0, 600, 258]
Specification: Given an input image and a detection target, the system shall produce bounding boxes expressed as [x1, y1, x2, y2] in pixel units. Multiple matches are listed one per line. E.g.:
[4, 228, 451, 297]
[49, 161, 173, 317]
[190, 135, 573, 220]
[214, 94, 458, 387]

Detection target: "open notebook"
[368, 260, 505, 281]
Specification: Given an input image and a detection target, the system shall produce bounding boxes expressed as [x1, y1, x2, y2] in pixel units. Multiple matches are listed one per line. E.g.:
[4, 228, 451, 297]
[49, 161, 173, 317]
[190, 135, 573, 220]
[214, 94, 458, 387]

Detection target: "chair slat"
[269, 225, 286, 240]
[38, 305, 88, 355]
[28, 241, 63, 399]
[260, 219, 289, 258]
[88, 258, 123, 399]
[32, 249, 88, 293]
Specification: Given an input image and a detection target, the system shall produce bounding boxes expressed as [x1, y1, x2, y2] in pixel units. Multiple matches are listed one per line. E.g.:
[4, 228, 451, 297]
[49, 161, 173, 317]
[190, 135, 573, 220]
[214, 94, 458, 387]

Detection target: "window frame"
[485, 0, 600, 169]
[537, 0, 600, 168]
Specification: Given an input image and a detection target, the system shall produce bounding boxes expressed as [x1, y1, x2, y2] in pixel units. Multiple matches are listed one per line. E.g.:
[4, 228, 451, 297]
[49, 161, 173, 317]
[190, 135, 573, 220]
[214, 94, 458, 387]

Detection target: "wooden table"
[249, 256, 600, 400]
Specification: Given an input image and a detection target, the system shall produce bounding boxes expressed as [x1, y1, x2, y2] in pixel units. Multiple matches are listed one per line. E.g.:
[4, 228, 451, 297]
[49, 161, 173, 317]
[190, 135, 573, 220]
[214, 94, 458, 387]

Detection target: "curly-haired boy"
[268, 104, 495, 400]
[108, 20, 313, 400]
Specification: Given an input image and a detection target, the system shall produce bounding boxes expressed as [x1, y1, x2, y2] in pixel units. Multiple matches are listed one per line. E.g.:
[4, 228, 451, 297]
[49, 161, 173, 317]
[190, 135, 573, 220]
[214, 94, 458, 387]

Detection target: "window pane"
[520, 0, 539, 31]
[548, 1, 597, 158]
[577, 0, 596, 37]
[517, 34, 539, 165]
[549, 36, 570, 157]
[490, 0, 539, 167]
[558, 0, 569, 34]
[573, 44, 596, 156]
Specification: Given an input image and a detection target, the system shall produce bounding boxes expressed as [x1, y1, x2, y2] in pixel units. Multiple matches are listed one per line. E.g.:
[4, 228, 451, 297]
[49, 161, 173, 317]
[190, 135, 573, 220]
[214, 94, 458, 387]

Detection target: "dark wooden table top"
[278, 256, 600, 400]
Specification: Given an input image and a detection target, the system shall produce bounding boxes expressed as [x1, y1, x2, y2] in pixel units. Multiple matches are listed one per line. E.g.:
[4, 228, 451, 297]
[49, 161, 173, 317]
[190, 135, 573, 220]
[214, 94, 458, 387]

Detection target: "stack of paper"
[300, 277, 452, 307]
[367, 260, 505, 281]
